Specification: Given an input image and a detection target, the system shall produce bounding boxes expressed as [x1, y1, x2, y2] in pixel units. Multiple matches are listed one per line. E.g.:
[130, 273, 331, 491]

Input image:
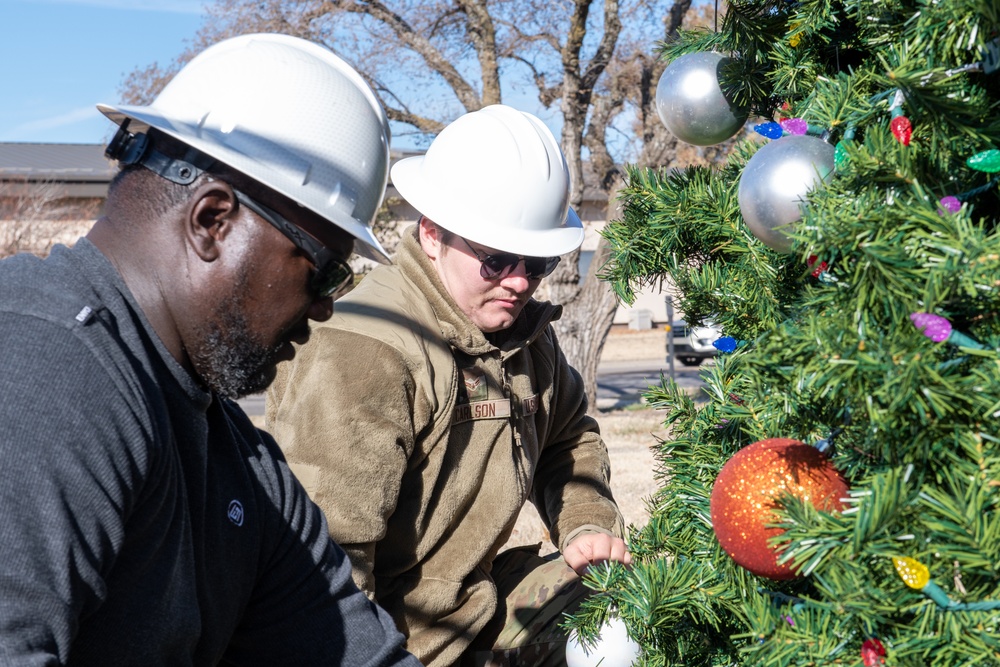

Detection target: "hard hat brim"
[391, 155, 584, 257]
[98, 102, 391, 263]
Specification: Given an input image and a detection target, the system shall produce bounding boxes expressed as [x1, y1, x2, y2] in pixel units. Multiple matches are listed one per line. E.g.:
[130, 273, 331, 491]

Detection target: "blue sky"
[0, 0, 586, 153]
[0, 0, 205, 144]
[0, 0, 542, 151]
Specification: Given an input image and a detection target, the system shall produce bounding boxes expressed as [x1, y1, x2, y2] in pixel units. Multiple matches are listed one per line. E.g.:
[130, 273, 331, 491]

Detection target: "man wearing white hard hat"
[0, 34, 419, 665]
[267, 104, 630, 665]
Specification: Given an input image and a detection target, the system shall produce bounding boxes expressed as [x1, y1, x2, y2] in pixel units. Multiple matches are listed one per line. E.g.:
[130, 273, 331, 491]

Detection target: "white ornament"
[737, 134, 836, 253]
[655, 51, 749, 146]
[565, 616, 641, 667]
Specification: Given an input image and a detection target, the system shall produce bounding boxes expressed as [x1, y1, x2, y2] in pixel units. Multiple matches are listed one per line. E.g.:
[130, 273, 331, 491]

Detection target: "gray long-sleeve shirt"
[0, 239, 419, 666]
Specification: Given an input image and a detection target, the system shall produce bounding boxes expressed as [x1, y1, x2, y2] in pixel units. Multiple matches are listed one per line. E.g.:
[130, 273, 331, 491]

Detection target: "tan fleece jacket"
[266, 229, 623, 666]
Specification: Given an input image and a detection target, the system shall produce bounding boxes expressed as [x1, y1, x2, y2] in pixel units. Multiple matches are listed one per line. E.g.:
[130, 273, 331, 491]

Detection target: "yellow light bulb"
[788, 22, 802, 48]
[893, 556, 930, 589]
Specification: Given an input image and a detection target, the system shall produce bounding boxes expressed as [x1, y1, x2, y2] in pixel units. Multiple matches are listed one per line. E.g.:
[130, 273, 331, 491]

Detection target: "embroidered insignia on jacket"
[461, 368, 488, 402]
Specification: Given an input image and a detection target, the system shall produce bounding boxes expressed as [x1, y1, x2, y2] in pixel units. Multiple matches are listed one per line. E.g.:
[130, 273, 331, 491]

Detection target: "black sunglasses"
[233, 189, 354, 298]
[459, 237, 560, 281]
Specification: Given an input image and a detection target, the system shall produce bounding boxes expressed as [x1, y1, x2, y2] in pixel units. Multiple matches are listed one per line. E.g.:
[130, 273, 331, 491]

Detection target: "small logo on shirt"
[74, 306, 93, 323]
[227, 500, 244, 526]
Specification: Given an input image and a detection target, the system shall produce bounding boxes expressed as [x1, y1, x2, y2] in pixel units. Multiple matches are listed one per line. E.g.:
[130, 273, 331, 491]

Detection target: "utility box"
[627, 309, 653, 330]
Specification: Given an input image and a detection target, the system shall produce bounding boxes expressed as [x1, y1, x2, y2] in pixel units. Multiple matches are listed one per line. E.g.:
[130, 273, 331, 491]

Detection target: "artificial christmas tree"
[571, 0, 1000, 665]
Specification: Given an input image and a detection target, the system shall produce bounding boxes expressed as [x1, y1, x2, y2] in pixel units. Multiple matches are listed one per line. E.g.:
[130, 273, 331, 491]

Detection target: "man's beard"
[189, 274, 288, 400]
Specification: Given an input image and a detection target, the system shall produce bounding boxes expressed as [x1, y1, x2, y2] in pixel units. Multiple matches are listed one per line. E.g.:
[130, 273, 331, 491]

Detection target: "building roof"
[0, 143, 115, 183]
[0, 143, 426, 183]
[0, 142, 611, 203]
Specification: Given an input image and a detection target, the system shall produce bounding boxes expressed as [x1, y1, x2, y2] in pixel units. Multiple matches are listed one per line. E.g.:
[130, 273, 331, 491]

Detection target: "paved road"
[595, 359, 707, 410]
[236, 359, 707, 416]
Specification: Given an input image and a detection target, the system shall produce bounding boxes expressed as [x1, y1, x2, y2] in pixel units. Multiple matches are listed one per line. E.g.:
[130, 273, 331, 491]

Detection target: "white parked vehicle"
[668, 320, 722, 366]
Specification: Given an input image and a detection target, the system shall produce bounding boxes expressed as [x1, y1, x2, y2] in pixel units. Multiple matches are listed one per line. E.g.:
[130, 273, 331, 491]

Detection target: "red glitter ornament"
[890, 115, 912, 145]
[861, 638, 887, 666]
[710, 438, 849, 580]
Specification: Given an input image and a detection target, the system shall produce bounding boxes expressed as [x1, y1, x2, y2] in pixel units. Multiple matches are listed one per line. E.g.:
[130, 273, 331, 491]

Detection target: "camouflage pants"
[461, 545, 589, 667]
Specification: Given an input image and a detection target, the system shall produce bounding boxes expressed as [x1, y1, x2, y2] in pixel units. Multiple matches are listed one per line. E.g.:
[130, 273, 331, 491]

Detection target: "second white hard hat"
[390, 105, 583, 257]
[98, 33, 392, 261]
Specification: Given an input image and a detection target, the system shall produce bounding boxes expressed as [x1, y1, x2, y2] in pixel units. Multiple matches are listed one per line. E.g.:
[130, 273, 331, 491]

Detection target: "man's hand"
[562, 533, 632, 575]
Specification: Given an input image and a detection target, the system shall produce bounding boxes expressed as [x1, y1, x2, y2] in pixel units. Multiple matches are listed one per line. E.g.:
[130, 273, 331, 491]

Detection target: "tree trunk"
[548, 237, 620, 410]
[547, 177, 624, 410]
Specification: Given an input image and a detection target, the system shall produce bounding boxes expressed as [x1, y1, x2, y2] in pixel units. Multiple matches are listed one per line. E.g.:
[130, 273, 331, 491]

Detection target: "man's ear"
[418, 216, 442, 260]
[184, 180, 241, 262]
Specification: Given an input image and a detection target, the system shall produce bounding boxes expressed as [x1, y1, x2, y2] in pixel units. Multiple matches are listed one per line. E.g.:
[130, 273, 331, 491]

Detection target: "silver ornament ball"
[737, 134, 836, 253]
[565, 616, 641, 667]
[655, 51, 748, 146]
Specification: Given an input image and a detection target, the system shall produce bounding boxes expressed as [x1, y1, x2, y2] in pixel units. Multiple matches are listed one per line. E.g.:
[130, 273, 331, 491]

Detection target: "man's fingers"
[564, 534, 632, 573]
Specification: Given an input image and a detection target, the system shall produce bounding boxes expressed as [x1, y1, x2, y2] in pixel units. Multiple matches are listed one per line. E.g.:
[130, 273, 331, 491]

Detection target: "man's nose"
[499, 260, 532, 290]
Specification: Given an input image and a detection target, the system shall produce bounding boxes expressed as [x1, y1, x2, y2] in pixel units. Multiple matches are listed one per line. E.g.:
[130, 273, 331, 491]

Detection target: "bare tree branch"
[455, 0, 502, 104]
[364, 73, 450, 134]
[506, 55, 561, 107]
[494, 15, 561, 54]
[579, 0, 622, 98]
[585, 92, 624, 191]
[0, 179, 99, 258]
[332, 0, 486, 111]
[384, 107, 448, 134]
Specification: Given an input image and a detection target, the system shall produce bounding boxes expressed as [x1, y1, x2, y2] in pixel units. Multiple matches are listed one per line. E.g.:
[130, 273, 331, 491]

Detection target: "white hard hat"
[390, 104, 583, 257]
[98, 33, 391, 261]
